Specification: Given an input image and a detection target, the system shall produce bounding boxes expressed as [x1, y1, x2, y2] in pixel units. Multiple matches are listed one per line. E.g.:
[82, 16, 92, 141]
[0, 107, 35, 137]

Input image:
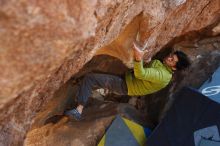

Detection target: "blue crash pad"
[199, 66, 220, 103]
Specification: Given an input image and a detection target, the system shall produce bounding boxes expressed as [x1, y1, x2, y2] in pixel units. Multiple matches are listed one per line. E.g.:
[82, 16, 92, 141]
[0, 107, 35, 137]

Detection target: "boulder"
[0, 0, 219, 145]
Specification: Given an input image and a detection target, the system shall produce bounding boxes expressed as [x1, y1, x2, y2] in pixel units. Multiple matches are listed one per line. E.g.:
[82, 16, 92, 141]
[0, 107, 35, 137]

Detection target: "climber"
[64, 42, 191, 120]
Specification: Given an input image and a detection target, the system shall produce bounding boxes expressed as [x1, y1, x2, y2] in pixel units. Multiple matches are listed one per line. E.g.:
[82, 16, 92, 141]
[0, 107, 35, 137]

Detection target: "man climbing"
[64, 43, 191, 120]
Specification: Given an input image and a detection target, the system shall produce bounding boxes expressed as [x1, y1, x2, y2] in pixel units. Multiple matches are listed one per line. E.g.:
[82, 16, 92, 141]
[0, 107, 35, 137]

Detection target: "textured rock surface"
[0, 0, 219, 145]
[96, 0, 220, 66]
[0, 1, 143, 145]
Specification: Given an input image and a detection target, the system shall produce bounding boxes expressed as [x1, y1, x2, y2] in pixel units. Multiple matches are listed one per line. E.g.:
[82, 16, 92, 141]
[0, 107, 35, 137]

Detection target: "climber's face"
[163, 53, 179, 70]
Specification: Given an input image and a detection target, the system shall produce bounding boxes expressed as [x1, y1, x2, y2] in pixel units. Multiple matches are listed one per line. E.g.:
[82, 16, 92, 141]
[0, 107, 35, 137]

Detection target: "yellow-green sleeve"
[133, 60, 165, 83]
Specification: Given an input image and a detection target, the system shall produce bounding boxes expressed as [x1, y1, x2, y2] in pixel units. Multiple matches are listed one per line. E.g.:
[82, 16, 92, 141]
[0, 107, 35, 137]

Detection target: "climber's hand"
[133, 41, 148, 61]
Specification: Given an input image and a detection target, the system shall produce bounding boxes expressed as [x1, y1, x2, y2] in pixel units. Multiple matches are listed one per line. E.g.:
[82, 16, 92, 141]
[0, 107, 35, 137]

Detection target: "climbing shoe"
[64, 109, 82, 121]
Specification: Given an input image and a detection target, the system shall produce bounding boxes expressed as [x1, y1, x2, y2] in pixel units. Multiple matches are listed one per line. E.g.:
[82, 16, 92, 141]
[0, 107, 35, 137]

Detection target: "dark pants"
[76, 73, 128, 106]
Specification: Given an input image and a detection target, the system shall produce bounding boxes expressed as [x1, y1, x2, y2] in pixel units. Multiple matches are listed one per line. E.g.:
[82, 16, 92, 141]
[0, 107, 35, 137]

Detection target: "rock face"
[0, 0, 219, 145]
[96, 0, 220, 65]
[0, 1, 143, 145]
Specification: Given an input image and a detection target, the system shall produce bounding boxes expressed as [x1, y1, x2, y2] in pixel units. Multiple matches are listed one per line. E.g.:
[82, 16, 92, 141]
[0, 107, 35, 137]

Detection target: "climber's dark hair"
[174, 51, 191, 70]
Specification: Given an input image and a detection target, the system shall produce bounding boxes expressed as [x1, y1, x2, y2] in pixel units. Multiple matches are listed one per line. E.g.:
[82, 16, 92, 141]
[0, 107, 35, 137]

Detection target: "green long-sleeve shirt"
[125, 59, 172, 96]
